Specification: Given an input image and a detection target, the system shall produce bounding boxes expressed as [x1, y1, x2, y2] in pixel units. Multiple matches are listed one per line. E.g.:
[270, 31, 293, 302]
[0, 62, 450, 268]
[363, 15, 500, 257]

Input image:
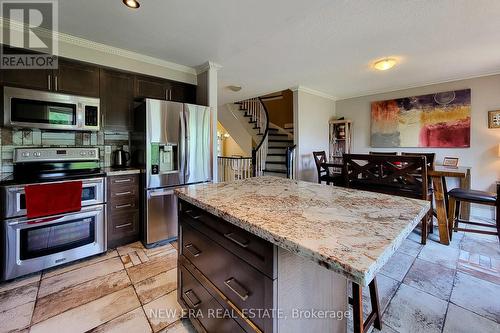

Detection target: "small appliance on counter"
[113, 147, 131, 168]
[0, 147, 106, 281]
[132, 99, 212, 248]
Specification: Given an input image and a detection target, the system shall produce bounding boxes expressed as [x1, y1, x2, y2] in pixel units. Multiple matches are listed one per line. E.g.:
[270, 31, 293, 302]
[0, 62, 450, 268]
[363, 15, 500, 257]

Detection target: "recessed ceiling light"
[227, 85, 242, 92]
[123, 0, 140, 9]
[373, 58, 397, 71]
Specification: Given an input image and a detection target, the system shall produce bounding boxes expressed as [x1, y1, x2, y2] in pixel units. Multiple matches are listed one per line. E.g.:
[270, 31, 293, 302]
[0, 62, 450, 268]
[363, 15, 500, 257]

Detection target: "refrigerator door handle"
[149, 189, 174, 197]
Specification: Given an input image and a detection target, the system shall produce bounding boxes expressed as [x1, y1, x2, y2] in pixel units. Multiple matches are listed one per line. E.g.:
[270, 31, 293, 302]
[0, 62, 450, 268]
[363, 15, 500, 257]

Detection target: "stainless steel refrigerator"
[132, 99, 212, 247]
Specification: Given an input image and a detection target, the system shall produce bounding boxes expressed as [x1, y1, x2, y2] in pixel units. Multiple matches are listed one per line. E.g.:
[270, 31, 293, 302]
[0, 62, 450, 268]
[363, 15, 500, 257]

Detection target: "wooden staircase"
[264, 127, 294, 177]
[236, 98, 294, 178]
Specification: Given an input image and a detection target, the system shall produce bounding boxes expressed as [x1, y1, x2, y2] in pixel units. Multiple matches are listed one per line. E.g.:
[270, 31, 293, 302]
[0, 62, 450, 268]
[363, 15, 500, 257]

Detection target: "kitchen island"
[175, 176, 430, 333]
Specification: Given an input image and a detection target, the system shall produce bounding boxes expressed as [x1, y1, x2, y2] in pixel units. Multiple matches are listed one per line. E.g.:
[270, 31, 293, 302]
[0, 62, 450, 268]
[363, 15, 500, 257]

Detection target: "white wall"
[293, 89, 336, 182]
[336, 74, 500, 217]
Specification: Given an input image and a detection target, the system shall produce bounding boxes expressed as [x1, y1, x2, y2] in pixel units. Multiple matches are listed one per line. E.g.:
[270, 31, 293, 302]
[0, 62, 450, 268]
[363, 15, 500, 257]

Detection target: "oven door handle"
[7, 206, 103, 227]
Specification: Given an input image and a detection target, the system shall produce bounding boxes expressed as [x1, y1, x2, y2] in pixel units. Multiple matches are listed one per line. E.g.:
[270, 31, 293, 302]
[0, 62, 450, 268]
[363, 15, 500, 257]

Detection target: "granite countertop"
[175, 176, 430, 286]
[104, 167, 141, 176]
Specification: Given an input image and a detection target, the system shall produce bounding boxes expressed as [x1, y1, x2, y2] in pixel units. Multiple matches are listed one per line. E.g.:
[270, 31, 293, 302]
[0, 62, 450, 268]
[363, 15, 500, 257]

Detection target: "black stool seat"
[448, 188, 496, 204]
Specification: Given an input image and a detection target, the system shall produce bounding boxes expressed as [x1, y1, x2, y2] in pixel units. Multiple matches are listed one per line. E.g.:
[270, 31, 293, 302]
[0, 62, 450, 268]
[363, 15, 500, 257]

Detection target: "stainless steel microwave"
[3, 86, 100, 131]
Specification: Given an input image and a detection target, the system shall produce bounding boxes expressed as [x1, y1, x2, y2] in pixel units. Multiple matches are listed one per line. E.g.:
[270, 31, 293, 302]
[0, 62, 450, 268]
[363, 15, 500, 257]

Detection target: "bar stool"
[447, 183, 500, 241]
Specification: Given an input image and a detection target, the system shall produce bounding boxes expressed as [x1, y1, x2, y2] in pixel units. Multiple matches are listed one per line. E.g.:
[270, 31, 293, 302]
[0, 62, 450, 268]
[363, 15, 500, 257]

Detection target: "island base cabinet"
[179, 265, 247, 333]
[178, 199, 349, 333]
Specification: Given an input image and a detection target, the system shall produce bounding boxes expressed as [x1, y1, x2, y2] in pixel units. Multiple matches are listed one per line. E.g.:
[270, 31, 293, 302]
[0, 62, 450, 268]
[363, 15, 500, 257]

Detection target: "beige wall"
[294, 90, 336, 182]
[336, 74, 500, 217]
[217, 123, 248, 157]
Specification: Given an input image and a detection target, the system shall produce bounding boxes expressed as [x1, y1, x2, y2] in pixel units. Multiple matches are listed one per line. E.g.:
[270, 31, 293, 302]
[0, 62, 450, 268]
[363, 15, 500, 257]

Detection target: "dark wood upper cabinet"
[0, 68, 52, 91]
[134, 75, 171, 100]
[170, 82, 196, 103]
[134, 75, 196, 103]
[54, 59, 100, 97]
[100, 69, 134, 131]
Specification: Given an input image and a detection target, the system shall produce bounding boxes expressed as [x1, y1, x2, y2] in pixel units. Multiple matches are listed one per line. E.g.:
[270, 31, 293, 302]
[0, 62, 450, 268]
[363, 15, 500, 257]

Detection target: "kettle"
[113, 148, 130, 168]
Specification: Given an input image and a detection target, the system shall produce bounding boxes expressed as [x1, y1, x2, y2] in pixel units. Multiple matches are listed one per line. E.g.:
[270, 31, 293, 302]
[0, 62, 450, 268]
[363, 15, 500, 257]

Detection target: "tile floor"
[0, 218, 499, 333]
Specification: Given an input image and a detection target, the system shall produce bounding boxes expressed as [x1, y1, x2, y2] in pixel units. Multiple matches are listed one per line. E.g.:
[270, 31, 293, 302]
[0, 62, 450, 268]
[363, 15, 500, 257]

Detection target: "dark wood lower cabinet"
[107, 174, 140, 248]
[178, 199, 276, 333]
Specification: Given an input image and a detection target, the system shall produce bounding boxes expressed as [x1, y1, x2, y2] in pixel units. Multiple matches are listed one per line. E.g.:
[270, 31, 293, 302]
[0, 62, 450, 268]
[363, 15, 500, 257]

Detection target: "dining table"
[428, 165, 471, 245]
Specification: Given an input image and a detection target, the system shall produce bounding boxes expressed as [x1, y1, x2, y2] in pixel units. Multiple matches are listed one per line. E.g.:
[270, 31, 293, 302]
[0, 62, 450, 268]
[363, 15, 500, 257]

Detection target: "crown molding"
[290, 85, 337, 100]
[0, 18, 197, 76]
[335, 70, 500, 101]
[195, 61, 223, 74]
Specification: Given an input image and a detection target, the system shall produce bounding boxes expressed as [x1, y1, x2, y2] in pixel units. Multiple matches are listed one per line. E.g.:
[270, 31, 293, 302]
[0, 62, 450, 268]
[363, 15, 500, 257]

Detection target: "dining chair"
[402, 152, 436, 233]
[369, 151, 398, 155]
[312, 151, 341, 185]
[447, 183, 500, 241]
[342, 154, 431, 333]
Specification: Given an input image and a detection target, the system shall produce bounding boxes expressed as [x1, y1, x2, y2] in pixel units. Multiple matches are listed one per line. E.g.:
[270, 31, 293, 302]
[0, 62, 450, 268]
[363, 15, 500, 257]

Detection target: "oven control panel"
[14, 147, 99, 163]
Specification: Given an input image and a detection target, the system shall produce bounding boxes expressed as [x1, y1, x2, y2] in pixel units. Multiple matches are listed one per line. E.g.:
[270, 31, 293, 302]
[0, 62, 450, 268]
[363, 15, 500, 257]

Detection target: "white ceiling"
[57, 0, 500, 104]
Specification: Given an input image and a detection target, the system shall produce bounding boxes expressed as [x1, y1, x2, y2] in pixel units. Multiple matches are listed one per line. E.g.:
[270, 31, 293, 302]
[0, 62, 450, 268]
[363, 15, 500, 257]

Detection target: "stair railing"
[248, 97, 269, 177]
[286, 145, 296, 179]
[217, 156, 253, 182]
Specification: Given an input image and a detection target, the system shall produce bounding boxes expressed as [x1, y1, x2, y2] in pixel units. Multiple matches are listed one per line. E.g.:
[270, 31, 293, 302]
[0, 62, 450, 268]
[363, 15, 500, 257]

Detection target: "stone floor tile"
[443, 303, 500, 333]
[362, 273, 400, 316]
[0, 281, 38, 313]
[379, 251, 415, 282]
[145, 243, 176, 258]
[116, 241, 145, 256]
[38, 257, 124, 298]
[161, 319, 197, 333]
[127, 250, 177, 284]
[0, 301, 34, 332]
[89, 307, 152, 333]
[170, 241, 179, 251]
[0, 273, 40, 293]
[143, 291, 183, 332]
[135, 269, 177, 305]
[121, 254, 133, 268]
[418, 240, 460, 269]
[30, 286, 140, 333]
[450, 272, 500, 322]
[460, 235, 500, 258]
[372, 323, 399, 333]
[42, 250, 119, 279]
[397, 239, 423, 257]
[32, 270, 131, 324]
[406, 230, 422, 244]
[129, 252, 143, 266]
[383, 284, 448, 333]
[403, 258, 455, 301]
[458, 250, 500, 285]
[137, 249, 150, 263]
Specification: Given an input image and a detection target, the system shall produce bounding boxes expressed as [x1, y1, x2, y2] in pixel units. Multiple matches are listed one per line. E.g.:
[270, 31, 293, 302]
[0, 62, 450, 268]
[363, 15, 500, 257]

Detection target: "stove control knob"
[22, 152, 30, 157]
[80, 151, 87, 156]
[34, 152, 41, 157]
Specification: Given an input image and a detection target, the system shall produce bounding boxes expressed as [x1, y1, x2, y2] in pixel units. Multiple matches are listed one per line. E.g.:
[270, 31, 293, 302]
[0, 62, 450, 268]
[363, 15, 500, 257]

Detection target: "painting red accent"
[418, 118, 471, 147]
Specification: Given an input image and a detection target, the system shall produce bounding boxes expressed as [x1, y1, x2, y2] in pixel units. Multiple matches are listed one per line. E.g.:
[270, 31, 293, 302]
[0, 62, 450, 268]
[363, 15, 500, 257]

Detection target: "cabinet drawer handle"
[185, 209, 201, 220]
[115, 191, 132, 196]
[224, 278, 249, 301]
[184, 243, 201, 257]
[184, 289, 201, 308]
[114, 178, 132, 183]
[48, 74, 51, 90]
[116, 222, 132, 229]
[115, 203, 133, 209]
[224, 232, 249, 248]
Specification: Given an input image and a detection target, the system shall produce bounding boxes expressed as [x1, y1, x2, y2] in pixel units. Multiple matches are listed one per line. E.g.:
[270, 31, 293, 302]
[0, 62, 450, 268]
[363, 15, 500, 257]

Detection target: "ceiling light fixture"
[123, 0, 140, 9]
[373, 58, 397, 71]
[227, 85, 242, 92]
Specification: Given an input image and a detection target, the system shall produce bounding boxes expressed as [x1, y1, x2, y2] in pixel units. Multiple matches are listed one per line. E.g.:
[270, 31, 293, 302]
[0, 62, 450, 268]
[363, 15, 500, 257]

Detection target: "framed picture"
[371, 89, 471, 147]
[488, 110, 500, 128]
[443, 157, 459, 168]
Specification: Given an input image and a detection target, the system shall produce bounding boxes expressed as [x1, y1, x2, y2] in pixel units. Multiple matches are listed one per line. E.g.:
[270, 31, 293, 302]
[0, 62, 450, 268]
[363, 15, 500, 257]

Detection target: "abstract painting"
[371, 89, 471, 147]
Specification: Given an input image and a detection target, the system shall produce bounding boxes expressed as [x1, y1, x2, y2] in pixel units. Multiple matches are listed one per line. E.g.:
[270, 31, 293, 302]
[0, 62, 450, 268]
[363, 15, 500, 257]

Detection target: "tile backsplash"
[0, 127, 130, 173]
